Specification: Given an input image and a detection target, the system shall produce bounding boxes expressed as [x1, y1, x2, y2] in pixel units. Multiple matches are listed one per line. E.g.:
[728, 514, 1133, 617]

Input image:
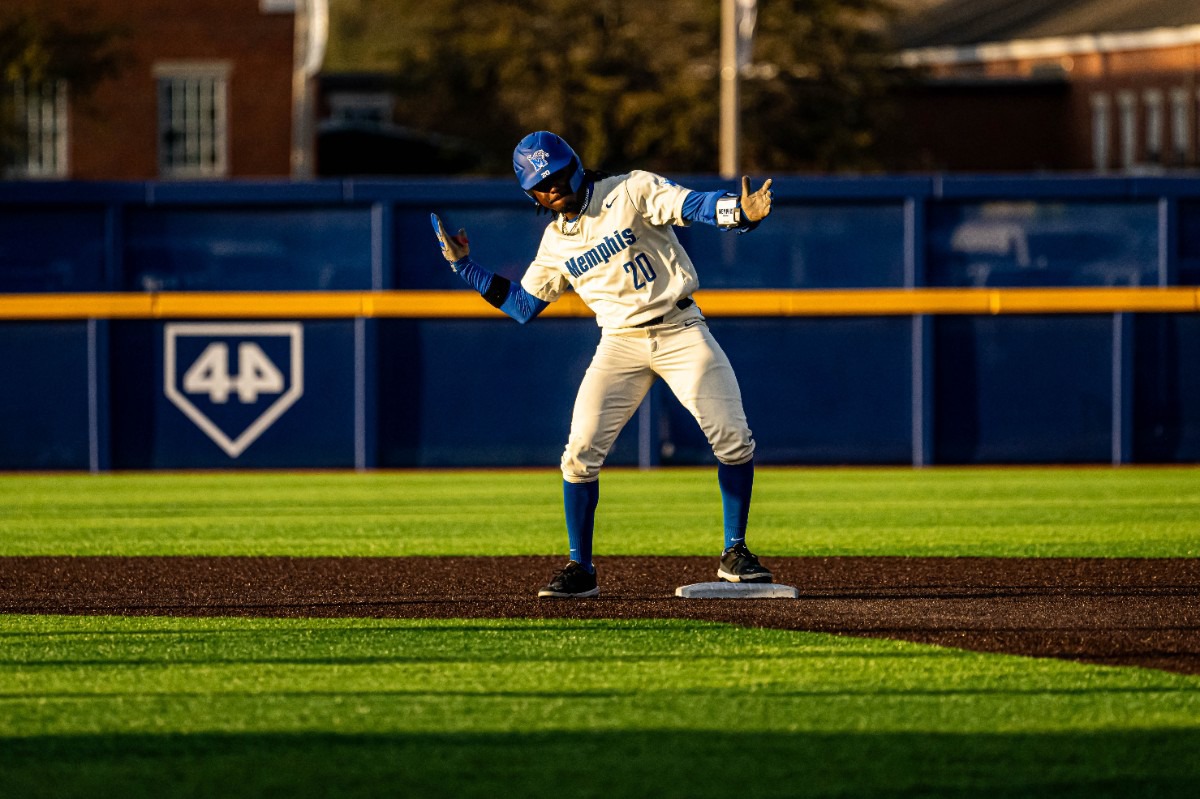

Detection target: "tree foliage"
[0, 6, 127, 169]
[327, 0, 903, 174]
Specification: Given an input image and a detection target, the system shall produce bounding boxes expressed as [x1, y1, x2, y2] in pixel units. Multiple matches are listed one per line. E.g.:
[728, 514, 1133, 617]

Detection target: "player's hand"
[431, 213, 470, 264]
[740, 176, 773, 223]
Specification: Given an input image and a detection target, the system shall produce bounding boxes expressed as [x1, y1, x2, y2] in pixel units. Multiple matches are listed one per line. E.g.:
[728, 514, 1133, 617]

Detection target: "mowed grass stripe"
[1, 615, 1198, 798]
[0, 467, 1197, 557]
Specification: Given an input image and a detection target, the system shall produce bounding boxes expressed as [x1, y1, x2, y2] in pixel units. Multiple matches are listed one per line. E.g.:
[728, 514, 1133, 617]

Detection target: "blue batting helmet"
[513, 131, 584, 195]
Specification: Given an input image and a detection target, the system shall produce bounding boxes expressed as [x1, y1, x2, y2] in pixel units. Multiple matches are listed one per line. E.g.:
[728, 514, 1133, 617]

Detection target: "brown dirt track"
[2, 555, 1199, 675]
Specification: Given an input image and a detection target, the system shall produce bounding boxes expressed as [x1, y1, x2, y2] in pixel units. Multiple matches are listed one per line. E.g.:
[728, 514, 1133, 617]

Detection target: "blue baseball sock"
[717, 459, 754, 550]
[563, 479, 599, 573]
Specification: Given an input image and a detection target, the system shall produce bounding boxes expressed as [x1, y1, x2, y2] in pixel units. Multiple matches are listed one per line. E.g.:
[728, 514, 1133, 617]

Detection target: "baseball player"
[432, 130, 773, 598]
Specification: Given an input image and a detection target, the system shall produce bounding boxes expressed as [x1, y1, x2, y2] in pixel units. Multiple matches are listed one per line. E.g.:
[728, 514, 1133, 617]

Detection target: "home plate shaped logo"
[164, 322, 304, 458]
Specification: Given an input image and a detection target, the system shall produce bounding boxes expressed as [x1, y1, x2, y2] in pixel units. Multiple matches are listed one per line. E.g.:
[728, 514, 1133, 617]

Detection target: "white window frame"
[1090, 92, 1110, 172]
[155, 62, 230, 179]
[1170, 87, 1190, 165]
[1143, 89, 1164, 163]
[1117, 90, 1137, 169]
[7, 78, 69, 179]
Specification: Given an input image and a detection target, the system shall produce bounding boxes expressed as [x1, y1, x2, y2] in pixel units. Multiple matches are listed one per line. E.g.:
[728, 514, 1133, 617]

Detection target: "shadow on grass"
[1, 728, 1198, 799]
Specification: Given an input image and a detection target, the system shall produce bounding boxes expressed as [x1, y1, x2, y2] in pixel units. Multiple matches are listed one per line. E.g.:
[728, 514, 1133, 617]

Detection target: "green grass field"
[2, 466, 1198, 557]
[2, 467, 1199, 797]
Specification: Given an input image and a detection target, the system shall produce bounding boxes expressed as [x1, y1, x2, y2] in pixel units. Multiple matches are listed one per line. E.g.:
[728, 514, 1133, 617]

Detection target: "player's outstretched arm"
[431, 214, 547, 325]
[679, 176, 773, 233]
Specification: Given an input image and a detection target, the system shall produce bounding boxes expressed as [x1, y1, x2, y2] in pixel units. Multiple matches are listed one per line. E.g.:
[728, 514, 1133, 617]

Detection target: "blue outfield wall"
[1, 175, 1199, 470]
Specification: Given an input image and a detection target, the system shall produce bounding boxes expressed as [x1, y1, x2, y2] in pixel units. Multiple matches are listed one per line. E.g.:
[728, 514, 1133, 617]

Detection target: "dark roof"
[895, 0, 1200, 49]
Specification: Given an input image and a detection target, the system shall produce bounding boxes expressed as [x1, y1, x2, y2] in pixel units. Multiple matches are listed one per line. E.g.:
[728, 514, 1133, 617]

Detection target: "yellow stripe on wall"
[696, 287, 1200, 316]
[0, 288, 1197, 320]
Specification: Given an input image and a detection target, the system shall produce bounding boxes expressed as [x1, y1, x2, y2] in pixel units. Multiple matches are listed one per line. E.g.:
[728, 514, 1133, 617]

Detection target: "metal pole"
[291, 0, 329, 179]
[719, 0, 738, 178]
[290, 1, 312, 178]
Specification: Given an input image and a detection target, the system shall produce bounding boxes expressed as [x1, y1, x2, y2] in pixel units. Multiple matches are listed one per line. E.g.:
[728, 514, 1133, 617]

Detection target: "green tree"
[743, 0, 903, 171]
[0, 7, 126, 172]
[326, 0, 902, 174]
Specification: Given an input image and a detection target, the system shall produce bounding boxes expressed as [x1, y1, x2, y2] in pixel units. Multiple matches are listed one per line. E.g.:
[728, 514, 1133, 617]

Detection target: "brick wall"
[5, 0, 296, 179]
[906, 42, 1200, 171]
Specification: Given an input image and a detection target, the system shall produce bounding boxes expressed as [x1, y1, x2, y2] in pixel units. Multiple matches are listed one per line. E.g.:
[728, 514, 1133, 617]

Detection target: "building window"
[155, 63, 229, 178]
[1090, 92, 1110, 172]
[1143, 89, 1163, 163]
[1170, 87, 1190, 166]
[6, 79, 68, 178]
[1117, 90, 1136, 170]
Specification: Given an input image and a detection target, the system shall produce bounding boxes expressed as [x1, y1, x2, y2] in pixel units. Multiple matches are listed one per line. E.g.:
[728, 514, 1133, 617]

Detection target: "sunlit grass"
[0, 467, 1197, 557]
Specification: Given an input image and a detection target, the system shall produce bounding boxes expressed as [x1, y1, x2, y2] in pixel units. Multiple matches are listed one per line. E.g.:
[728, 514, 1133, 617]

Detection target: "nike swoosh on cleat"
[538, 588, 600, 598]
[718, 569, 772, 583]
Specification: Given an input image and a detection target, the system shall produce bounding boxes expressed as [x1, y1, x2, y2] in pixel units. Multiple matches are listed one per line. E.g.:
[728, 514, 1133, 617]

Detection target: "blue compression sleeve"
[499, 282, 548, 324]
[452, 257, 493, 294]
[452, 257, 548, 325]
[680, 190, 728, 226]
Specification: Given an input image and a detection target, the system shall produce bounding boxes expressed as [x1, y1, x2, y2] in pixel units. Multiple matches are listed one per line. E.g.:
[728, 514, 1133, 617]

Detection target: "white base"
[675, 581, 799, 599]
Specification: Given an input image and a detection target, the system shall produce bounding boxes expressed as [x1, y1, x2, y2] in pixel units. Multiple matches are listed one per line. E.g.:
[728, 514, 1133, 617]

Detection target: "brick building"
[892, 0, 1200, 172]
[3, 0, 326, 180]
[15, 1, 1193, 178]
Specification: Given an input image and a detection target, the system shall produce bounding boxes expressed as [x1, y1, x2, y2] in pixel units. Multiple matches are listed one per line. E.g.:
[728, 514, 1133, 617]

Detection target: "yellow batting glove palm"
[740, 176, 774, 223]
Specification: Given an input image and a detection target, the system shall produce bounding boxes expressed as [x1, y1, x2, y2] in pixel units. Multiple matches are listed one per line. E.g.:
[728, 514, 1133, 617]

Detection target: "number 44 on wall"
[164, 323, 305, 458]
[183, 341, 285, 404]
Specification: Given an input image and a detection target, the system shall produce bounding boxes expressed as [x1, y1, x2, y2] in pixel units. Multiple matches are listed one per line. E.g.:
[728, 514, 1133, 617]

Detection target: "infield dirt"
[2, 555, 1198, 675]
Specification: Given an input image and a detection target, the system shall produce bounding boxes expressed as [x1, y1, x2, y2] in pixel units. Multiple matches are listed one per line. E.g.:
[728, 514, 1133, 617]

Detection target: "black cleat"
[717, 543, 773, 583]
[538, 561, 600, 598]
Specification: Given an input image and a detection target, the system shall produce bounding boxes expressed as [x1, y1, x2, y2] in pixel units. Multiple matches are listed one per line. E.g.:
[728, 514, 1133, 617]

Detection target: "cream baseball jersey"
[519, 170, 700, 329]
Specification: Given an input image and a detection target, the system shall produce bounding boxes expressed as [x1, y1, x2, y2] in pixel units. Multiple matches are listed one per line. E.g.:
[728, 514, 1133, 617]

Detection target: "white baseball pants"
[561, 305, 755, 483]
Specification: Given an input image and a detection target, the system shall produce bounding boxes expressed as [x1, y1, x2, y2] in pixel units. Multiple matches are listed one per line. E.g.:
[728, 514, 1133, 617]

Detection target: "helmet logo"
[528, 149, 550, 171]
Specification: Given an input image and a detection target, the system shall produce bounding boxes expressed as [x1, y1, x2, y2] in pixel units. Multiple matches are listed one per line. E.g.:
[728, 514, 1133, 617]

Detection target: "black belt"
[634, 297, 694, 328]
